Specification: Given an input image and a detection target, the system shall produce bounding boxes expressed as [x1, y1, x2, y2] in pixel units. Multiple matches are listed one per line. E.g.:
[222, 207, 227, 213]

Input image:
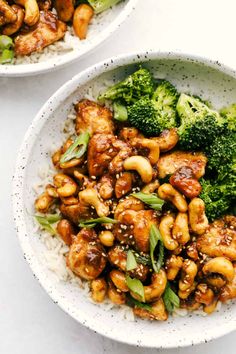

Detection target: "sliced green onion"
[149, 224, 164, 273]
[132, 251, 151, 266]
[60, 132, 90, 164]
[126, 295, 152, 311]
[163, 283, 180, 313]
[35, 214, 61, 235]
[126, 275, 145, 302]
[126, 250, 138, 271]
[131, 192, 165, 211]
[88, 0, 122, 14]
[0, 49, 14, 64]
[79, 216, 117, 228]
[0, 35, 13, 50]
[113, 101, 128, 121]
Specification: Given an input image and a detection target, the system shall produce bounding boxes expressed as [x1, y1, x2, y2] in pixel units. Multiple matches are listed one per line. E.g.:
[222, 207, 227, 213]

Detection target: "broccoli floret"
[98, 67, 154, 104]
[200, 179, 234, 221]
[220, 103, 236, 132]
[152, 80, 179, 129]
[206, 131, 236, 179]
[127, 80, 178, 136]
[177, 94, 226, 150]
[200, 130, 236, 221]
[87, 0, 122, 13]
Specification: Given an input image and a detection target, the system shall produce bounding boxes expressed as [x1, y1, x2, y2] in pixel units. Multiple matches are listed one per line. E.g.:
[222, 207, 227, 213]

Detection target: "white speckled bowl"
[13, 52, 236, 348]
[0, 0, 137, 77]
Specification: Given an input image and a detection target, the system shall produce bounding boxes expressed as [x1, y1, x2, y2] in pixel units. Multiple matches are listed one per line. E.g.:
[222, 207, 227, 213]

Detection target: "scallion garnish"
[79, 216, 118, 228]
[126, 275, 145, 302]
[126, 295, 151, 311]
[150, 224, 164, 273]
[35, 214, 61, 235]
[60, 132, 90, 164]
[126, 250, 138, 271]
[163, 283, 180, 313]
[131, 192, 165, 211]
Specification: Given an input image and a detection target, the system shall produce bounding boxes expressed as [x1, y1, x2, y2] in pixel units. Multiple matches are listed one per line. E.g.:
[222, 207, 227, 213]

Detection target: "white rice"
[13, 8, 113, 65]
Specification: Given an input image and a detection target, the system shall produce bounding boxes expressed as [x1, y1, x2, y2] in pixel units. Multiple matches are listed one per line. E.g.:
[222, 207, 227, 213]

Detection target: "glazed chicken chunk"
[87, 133, 132, 177]
[157, 150, 207, 179]
[75, 99, 115, 136]
[14, 11, 67, 56]
[197, 216, 236, 261]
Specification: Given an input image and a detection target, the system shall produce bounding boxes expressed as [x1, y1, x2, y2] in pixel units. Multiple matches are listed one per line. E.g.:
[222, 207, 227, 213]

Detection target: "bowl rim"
[12, 50, 236, 348]
[0, 0, 138, 77]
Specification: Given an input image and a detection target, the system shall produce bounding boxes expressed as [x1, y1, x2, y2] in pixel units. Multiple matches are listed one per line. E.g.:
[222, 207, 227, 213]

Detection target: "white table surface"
[1, 0, 236, 353]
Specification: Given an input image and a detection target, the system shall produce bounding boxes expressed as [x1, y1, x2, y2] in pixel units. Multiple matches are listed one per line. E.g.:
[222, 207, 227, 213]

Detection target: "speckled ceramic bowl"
[13, 51, 236, 348]
[0, 0, 137, 77]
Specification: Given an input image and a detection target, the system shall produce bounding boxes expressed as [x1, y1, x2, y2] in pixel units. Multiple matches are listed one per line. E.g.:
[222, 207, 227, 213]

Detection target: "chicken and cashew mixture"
[0, 0, 122, 63]
[34, 67, 236, 321]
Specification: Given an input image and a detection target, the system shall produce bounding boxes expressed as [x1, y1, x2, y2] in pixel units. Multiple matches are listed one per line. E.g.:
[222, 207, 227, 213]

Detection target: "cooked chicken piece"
[87, 133, 132, 177]
[60, 201, 96, 224]
[133, 299, 168, 321]
[113, 209, 159, 253]
[67, 228, 107, 280]
[220, 263, 236, 302]
[75, 100, 115, 136]
[0, 0, 17, 26]
[157, 151, 207, 179]
[14, 11, 66, 56]
[170, 166, 202, 198]
[108, 245, 149, 282]
[197, 216, 236, 261]
[97, 174, 115, 200]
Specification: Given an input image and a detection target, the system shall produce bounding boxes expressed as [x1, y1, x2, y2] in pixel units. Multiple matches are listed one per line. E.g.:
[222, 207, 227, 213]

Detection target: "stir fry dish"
[34, 67, 236, 321]
[0, 0, 122, 63]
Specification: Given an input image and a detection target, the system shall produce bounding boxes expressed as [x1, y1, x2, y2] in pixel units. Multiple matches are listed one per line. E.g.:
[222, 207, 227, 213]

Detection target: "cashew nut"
[159, 214, 178, 251]
[172, 212, 190, 245]
[165, 255, 183, 280]
[152, 128, 179, 152]
[107, 280, 126, 305]
[188, 198, 208, 235]
[35, 191, 54, 213]
[0, 0, 17, 25]
[179, 259, 198, 299]
[158, 183, 188, 212]
[54, 0, 74, 22]
[203, 298, 218, 314]
[195, 283, 215, 306]
[132, 138, 160, 164]
[141, 180, 160, 194]
[206, 275, 226, 289]
[133, 298, 168, 321]
[99, 230, 114, 247]
[79, 188, 109, 217]
[56, 219, 74, 245]
[73, 4, 94, 40]
[110, 270, 129, 292]
[53, 173, 78, 197]
[131, 270, 167, 303]
[2, 5, 24, 35]
[91, 278, 107, 303]
[14, 0, 39, 26]
[123, 156, 153, 184]
[202, 257, 234, 283]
